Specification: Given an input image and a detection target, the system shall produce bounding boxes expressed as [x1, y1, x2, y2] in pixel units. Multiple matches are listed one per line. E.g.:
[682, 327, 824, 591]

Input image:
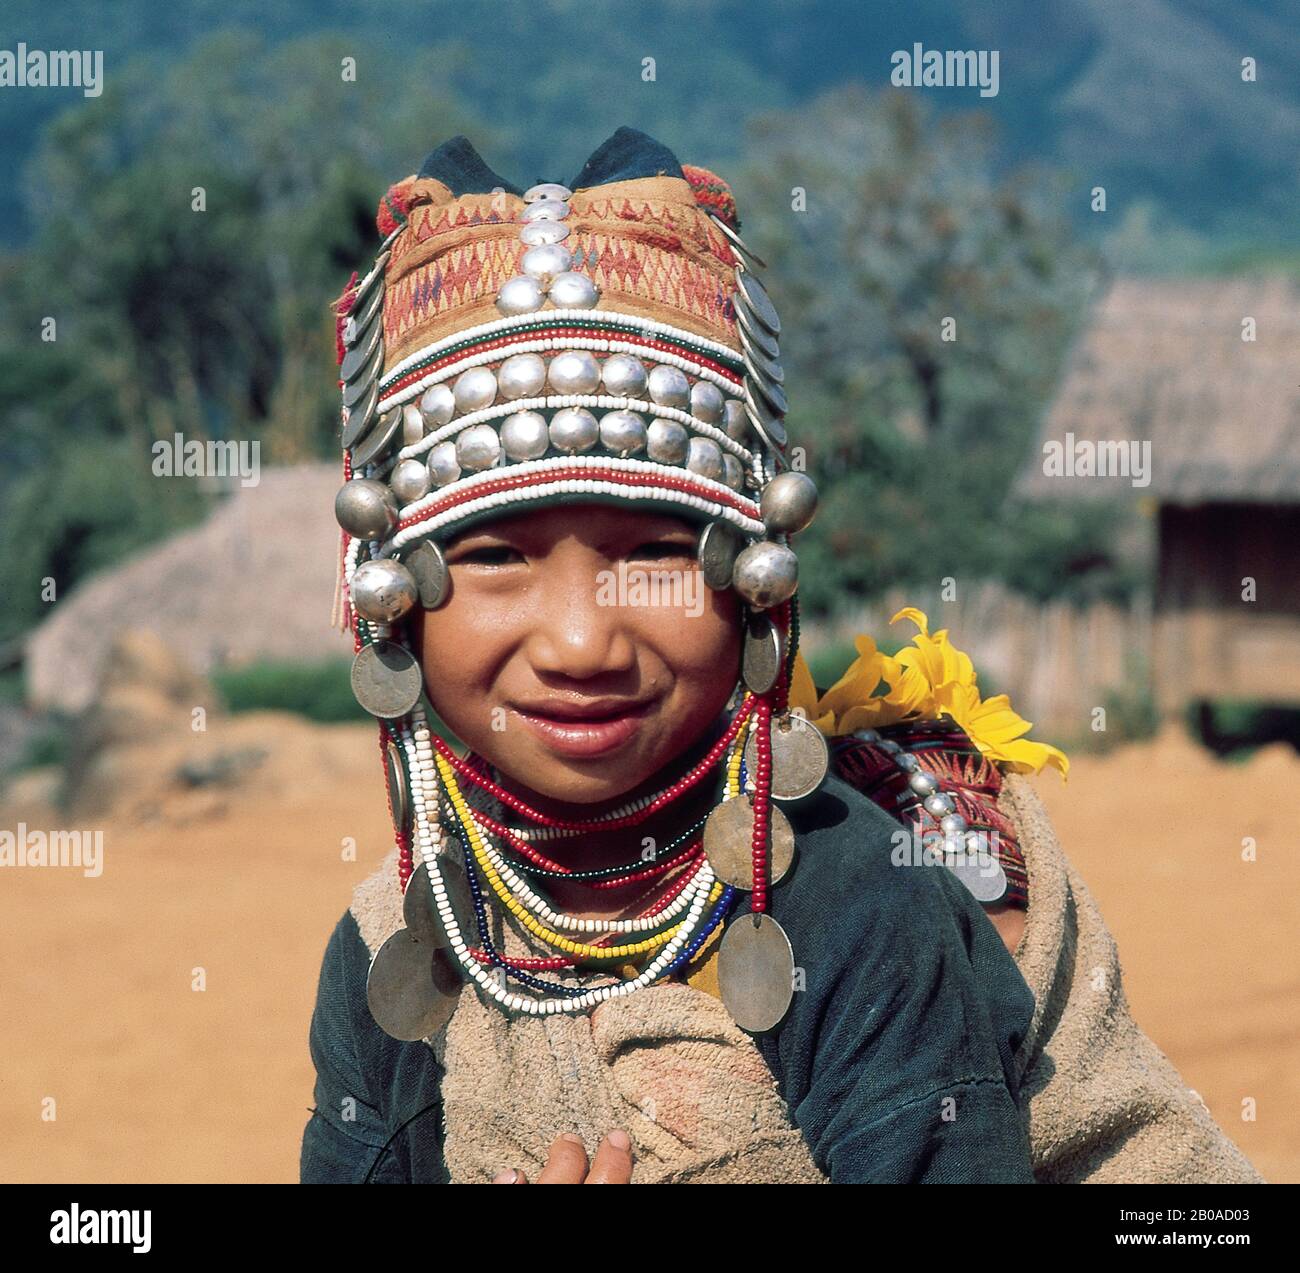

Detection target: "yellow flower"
[784, 606, 1068, 780]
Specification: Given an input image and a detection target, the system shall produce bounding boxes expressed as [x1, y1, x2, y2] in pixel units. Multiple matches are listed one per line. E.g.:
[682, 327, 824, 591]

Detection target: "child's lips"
[509, 698, 658, 758]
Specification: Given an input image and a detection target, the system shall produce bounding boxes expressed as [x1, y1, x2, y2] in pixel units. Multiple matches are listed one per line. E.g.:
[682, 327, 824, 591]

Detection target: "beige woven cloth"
[348, 777, 1263, 1183]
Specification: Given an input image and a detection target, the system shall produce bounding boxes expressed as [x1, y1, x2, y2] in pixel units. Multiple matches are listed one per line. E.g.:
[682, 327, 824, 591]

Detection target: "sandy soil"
[2, 723, 1294, 1183]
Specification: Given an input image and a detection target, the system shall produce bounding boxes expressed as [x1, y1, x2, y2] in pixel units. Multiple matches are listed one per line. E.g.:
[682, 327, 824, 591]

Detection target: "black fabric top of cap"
[415, 127, 685, 197]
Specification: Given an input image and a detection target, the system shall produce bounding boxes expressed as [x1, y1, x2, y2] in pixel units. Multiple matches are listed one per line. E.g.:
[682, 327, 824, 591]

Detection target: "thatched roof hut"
[1019, 275, 1300, 502]
[1021, 274, 1300, 714]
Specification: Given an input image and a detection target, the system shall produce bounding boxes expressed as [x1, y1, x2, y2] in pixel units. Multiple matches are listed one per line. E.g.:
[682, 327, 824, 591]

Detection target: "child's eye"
[454, 545, 524, 566]
[627, 540, 696, 563]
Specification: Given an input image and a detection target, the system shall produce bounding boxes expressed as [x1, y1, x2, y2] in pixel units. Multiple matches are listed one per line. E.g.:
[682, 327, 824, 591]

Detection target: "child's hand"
[492, 1130, 633, 1183]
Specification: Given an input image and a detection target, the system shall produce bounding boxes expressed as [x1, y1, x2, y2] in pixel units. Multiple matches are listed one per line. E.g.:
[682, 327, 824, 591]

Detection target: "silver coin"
[351, 640, 424, 719]
[366, 927, 461, 1041]
[709, 215, 768, 270]
[339, 384, 381, 449]
[351, 250, 390, 306]
[717, 912, 794, 1034]
[743, 713, 829, 801]
[402, 862, 442, 946]
[702, 796, 795, 890]
[734, 270, 781, 335]
[343, 284, 384, 347]
[349, 402, 404, 468]
[697, 520, 742, 590]
[342, 343, 383, 407]
[750, 372, 789, 418]
[737, 308, 780, 361]
[405, 540, 450, 608]
[944, 851, 1009, 904]
[385, 738, 410, 835]
[742, 613, 785, 694]
[742, 382, 788, 451]
[340, 319, 384, 382]
[745, 346, 784, 386]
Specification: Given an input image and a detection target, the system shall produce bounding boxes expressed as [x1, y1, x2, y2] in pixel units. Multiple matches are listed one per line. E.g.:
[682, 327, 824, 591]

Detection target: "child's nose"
[523, 564, 638, 680]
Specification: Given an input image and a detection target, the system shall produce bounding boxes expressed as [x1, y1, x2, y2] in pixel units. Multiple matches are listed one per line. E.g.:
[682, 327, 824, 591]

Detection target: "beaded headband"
[332, 129, 825, 1037]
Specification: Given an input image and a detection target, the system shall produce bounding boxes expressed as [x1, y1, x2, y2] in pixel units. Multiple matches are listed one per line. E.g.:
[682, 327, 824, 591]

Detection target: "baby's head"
[333, 127, 814, 818]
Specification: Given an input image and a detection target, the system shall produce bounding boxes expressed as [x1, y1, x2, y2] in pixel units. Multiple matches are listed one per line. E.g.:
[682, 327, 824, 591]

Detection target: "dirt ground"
[2, 722, 1295, 1183]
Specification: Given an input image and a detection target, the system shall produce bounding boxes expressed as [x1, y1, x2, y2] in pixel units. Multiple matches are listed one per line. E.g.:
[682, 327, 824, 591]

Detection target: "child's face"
[412, 503, 742, 806]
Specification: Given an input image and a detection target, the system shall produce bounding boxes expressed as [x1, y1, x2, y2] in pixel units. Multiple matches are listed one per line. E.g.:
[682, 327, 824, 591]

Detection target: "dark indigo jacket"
[299, 772, 1037, 1183]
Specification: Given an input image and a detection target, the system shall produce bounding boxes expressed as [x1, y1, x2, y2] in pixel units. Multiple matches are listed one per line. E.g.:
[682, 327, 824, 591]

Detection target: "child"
[300, 127, 1262, 1185]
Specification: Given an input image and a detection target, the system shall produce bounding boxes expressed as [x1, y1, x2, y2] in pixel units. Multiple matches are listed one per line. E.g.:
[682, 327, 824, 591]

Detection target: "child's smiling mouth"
[508, 696, 660, 758]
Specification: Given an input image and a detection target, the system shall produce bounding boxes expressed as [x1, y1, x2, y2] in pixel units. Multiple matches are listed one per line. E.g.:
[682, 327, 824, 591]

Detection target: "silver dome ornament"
[924, 792, 956, 819]
[351, 406, 405, 468]
[495, 275, 545, 317]
[646, 418, 689, 464]
[401, 404, 425, 447]
[351, 558, 420, 624]
[722, 399, 751, 444]
[686, 437, 725, 483]
[404, 541, 451, 609]
[453, 366, 497, 414]
[598, 410, 647, 457]
[521, 199, 569, 222]
[419, 383, 455, 427]
[390, 458, 432, 505]
[524, 182, 573, 203]
[689, 380, 725, 424]
[601, 353, 648, 398]
[940, 813, 968, 837]
[697, 520, 742, 590]
[500, 410, 550, 460]
[335, 479, 399, 539]
[547, 271, 599, 309]
[427, 441, 461, 487]
[760, 471, 818, 535]
[519, 220, 570, 247]
[647, 365, 690, 411]
[339, 386, 381, 450]
[456, 424, 503, 472]
[721, 453, 745, 491]
[498, 353, 547, 400]
[547, 350, 600, 395]
[731, 541, 799, 609]
[521, 243, 572, 285]
[549, 407, 599, 453]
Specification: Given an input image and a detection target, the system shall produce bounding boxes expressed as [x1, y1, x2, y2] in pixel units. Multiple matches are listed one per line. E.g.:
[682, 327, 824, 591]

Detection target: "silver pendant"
[697, 520, 742, 590]
[945, 850, 1009, 903]
[742, 382, 788, 451]
[343, 284, 384, 347]
[342, 343, 383, 407]
[405, 541, 450, 608]
[384, 738, 410, 834]
[351, 251, 390, 306]
[366, 927, 461, 1041]
[742, 612, 785, 694]
[734, 270, 781, 336]
[402, 862, 443, 946]
[737, 310, 780, 361]
[340, 320, 383, 382]
[339, 384, 380, 449]
[351, 640, 424, 719]
[349, 402, 404, 468]
[702, 795, 795, 890]
[745, 347, 784, 385]
[717, 912, 795, 1034]
[709, 214, 768, 270]
[744, 712, 828, 801]
[749, 371, 789, 418]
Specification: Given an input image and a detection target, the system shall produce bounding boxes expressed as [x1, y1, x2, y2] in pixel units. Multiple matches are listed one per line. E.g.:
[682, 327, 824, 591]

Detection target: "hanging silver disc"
[944, 851, 1009, 904]
[734, 270, 781, 335]
[339, 384, 381, 449]
[384, 738, 410, 834]
[351, 250, 390, 306]
[404, 540, 450, 608]
[349, 402, 404, 468]
[351, 640, 424, 718]
[743, 713, 829, 801]
[745, 346, 784, 385]
[702, 795, 795, 889]
[342, 344, 383, 407]
[717, 912, 795, 1034]
[366, 927, 462, 1041]
[697, 520, 742, 590]
[341, 320, 384, 382]
[750, 372, 789, 418]
[742, 382, 788, 451]
[742, 612, 784, 694]
[709, 214, 768, 270]
[402, 862, 442, 945]
[737, 309, 780, 360]
[343, 284, 384, 347]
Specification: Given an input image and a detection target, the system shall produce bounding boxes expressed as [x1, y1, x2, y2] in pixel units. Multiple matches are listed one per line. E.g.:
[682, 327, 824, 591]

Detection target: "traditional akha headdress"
[329, 128, 1045, 1042]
